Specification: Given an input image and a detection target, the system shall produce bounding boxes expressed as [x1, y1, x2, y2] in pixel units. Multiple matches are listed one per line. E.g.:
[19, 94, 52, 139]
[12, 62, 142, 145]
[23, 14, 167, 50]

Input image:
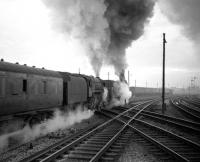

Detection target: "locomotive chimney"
[119, 69, 127, 83]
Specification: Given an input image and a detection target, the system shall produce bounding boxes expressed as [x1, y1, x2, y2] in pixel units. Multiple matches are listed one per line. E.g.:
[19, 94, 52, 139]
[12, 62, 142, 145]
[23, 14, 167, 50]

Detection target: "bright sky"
[0, 0, 199, 88]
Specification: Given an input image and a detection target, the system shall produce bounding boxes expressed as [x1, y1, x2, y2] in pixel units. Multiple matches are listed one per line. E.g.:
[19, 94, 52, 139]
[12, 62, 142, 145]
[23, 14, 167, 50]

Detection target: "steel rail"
[181, 99, 200, 115]
[112, 105, 200, 131]
[19, 123, 100, 162]
[21, 100, 152, 162]
[171, 98, 200, 122]
[105, 108, 200, 134]
[102, 109, 200, 161]
[100, 110, 188, 161]
[184, 97, 200, 108]
[89, 101, 154, 162]
[103, 109, 200, 150]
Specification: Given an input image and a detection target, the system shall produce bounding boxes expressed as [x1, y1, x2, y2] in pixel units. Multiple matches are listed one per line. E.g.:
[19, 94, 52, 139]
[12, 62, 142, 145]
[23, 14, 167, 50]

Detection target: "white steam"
[43, 0, 109, 77]
[0, 105, 93, 151]
[103, 87, 108, 102]
[111, 81, 132, 106]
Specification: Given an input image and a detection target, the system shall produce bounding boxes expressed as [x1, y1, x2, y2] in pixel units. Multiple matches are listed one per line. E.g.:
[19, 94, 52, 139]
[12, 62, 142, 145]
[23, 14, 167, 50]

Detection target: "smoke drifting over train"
[104, 0, 155, 75]
[43, 0, 155, 76]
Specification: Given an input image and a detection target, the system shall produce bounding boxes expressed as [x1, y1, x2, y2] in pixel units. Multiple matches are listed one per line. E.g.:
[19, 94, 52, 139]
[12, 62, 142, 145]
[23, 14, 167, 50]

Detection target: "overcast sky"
[0, 0, 199, 88]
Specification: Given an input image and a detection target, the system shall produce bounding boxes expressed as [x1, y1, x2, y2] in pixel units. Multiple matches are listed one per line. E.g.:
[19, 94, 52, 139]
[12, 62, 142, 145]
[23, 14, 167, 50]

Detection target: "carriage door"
[63, 82, 68, 105]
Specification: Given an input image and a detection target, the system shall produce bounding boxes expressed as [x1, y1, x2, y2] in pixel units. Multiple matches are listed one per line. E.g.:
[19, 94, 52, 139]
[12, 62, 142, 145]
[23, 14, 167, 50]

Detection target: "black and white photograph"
[0, 0, 200, 161]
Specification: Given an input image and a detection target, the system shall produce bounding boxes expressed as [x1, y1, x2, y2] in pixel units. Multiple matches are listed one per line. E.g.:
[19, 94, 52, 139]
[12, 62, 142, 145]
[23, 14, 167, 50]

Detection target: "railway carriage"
[0, 60, 108, 124]
[0, 61, 63, 117]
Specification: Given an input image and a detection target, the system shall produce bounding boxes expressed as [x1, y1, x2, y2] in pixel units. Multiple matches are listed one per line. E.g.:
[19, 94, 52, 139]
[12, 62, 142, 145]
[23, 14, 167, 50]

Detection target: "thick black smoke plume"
[43, 0, 155, 76]
[104, 0, 155, 75]
[159, 0, 200, 47]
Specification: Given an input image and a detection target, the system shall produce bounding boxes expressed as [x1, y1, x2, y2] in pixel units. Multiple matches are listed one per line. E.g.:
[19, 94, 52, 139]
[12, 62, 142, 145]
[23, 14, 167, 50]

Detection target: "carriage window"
[0, 77, 5, 97]
[23, 79, 27, 92]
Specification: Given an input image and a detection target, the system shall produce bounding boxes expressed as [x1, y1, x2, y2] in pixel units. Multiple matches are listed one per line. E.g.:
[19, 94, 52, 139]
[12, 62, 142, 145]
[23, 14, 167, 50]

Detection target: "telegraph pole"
[162, 33, 167, 114]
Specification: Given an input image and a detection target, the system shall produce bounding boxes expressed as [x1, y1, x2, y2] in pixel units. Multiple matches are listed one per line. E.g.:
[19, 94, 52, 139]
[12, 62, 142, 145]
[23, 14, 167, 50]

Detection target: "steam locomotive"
[0, 60, 114, 123]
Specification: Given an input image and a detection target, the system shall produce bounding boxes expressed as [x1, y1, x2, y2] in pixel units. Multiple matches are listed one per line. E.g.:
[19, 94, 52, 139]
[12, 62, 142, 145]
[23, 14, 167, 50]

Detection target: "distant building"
[130, 87, 173, 97]
[172, 87, 200, 95]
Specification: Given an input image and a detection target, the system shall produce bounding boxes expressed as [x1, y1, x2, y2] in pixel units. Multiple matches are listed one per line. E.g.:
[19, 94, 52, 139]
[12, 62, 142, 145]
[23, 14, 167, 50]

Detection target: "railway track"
[181, 98, 200, 112]
[111, 105, 200, 133]
[183, 97, 200, 108]
[19, 100, 154, 162]
[101, 108, 200, 161]
[181, 100, 200, 116]
[171, 98, 200, 122]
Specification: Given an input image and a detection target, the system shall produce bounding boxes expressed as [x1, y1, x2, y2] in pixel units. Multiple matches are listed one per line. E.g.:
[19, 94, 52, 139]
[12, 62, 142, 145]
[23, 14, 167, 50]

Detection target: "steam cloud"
[158, 0, 200, 52]
[43, 0, 155, 76]
[0, 106, 93, 151]
[103, 87, 108, 102]
[111, 81, 132, 106]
